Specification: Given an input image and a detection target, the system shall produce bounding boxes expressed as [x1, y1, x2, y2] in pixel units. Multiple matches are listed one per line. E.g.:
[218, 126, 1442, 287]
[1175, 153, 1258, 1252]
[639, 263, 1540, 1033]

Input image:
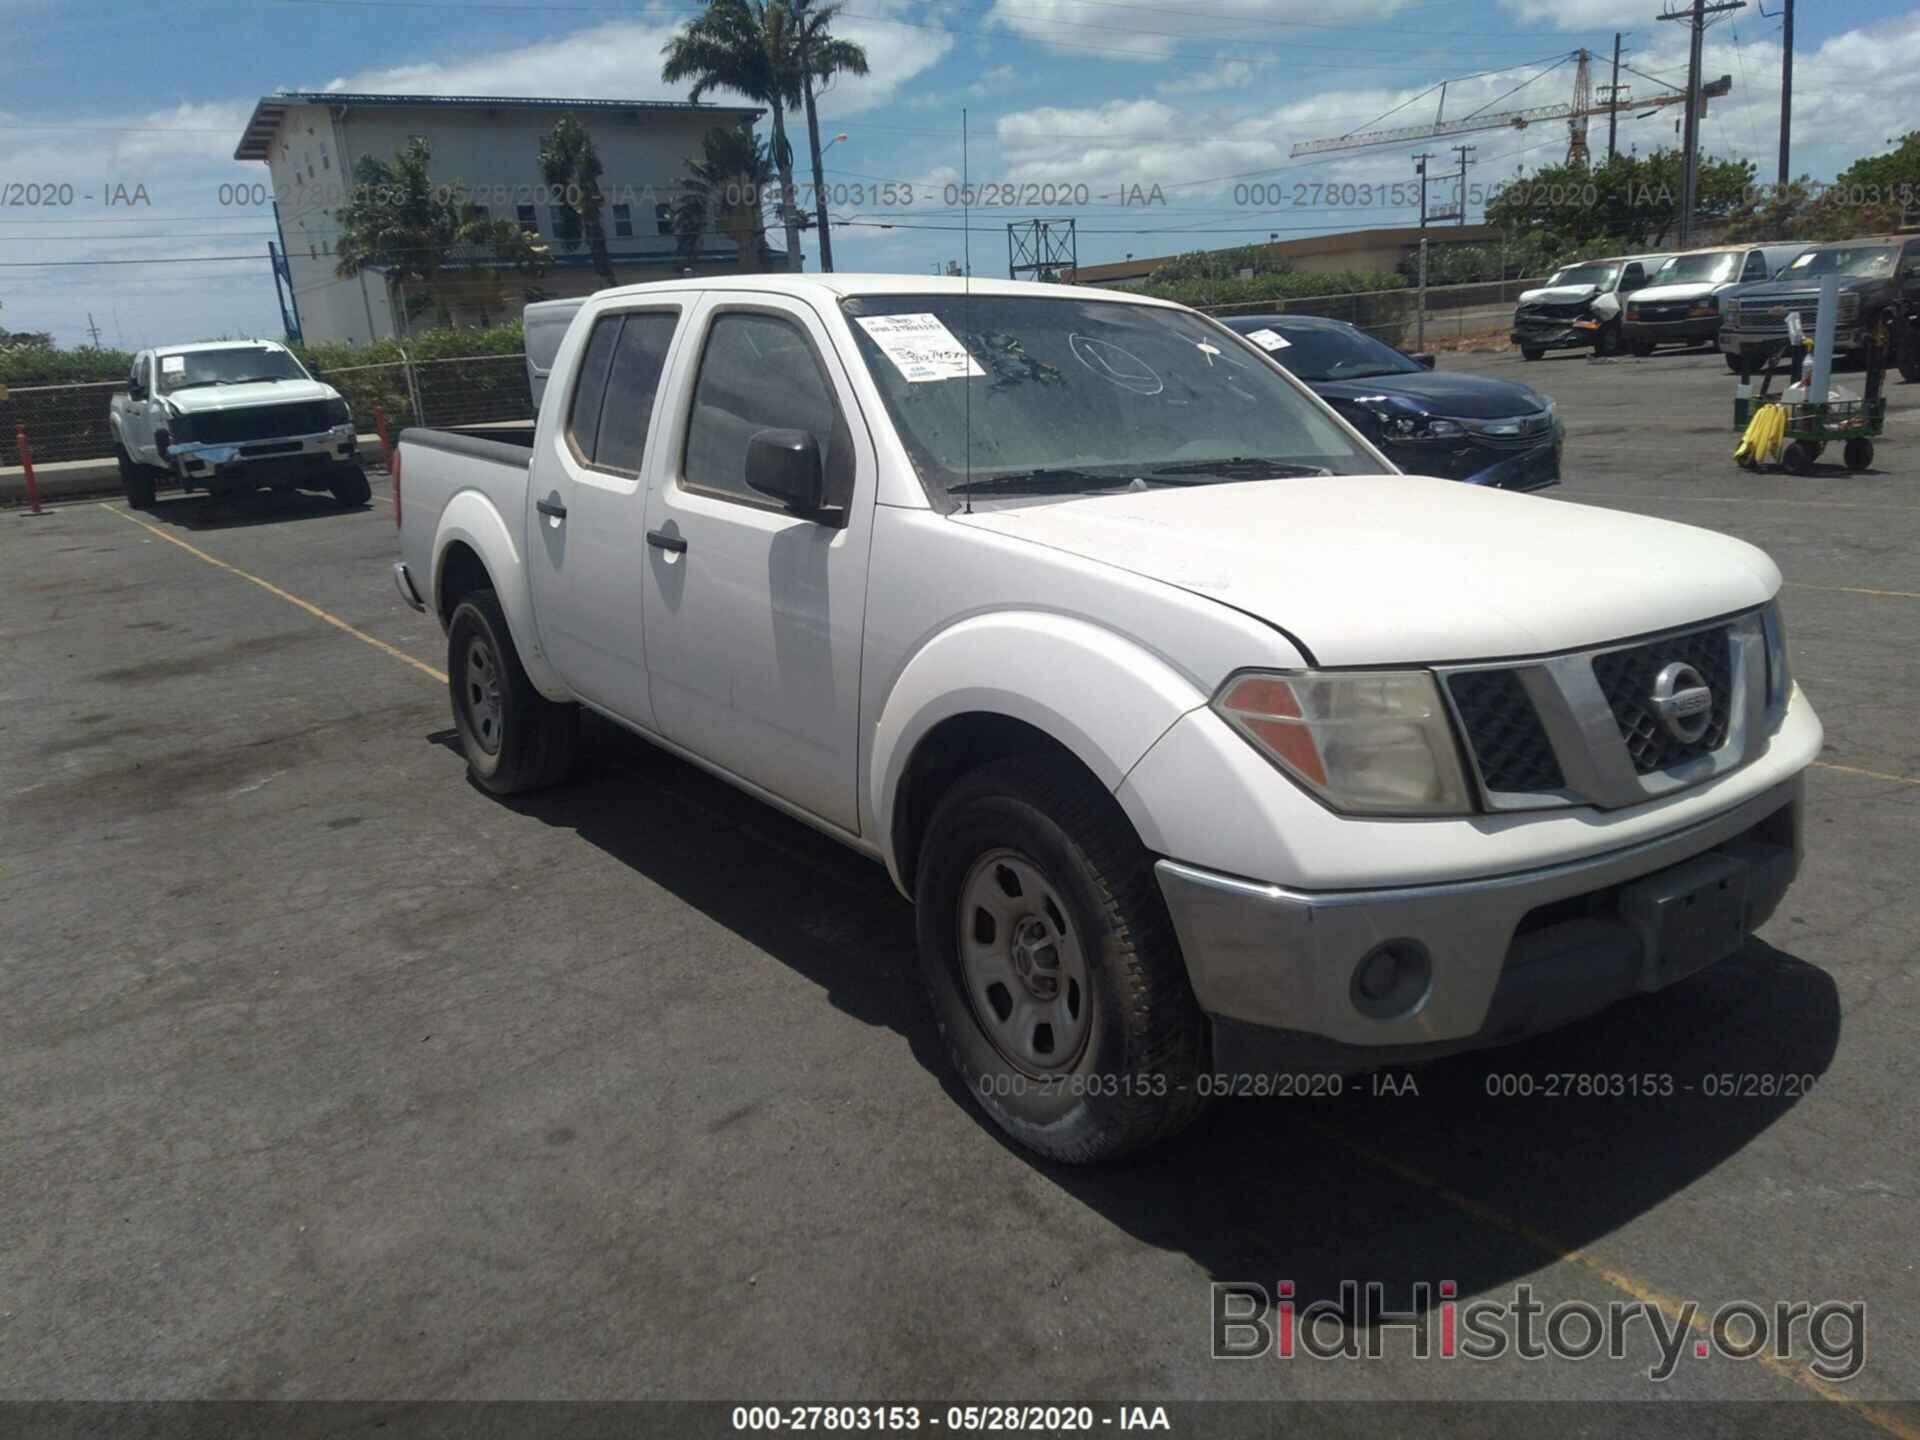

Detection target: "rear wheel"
[1594, 320, 1623, 357]
[1782, 441, 1818, 477]
[116, 443, 156, 509]
[329, 461, 372, 507]
[1843, 438, 1875, 471]
[913, 755, 1207, 1164]
[446, 588, 579, 795]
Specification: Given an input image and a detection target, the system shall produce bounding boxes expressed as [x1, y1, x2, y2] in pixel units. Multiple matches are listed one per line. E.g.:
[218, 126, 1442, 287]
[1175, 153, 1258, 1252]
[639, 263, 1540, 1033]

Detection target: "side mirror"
[745, 428, 826, 513]
[1411, 353, 1437, 370]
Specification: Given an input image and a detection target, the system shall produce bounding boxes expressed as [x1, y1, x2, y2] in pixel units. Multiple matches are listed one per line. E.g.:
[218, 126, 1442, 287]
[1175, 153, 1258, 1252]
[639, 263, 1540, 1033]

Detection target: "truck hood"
[1629, 280, 1727, 305]
[1734, 277, 1874, 302]
[161, 378, 338, 414]
[1517, 284, 1600, 306]
[953, 476, 1779, 666]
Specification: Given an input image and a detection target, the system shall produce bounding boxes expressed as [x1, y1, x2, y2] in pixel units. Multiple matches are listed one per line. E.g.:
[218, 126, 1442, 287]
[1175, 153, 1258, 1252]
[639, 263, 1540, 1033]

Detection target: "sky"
[2, 0, 1917, 348]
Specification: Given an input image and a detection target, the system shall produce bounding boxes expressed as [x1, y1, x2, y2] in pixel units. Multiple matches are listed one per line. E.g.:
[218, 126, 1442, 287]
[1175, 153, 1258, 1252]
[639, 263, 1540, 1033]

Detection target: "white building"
[234, 93, 779, 345]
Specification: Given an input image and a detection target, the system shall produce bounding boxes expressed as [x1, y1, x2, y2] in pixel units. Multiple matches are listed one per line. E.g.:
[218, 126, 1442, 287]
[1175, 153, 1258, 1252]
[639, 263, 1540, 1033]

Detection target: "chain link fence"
[2, 353, 534, 468]
[1198, 276, 1545, 349]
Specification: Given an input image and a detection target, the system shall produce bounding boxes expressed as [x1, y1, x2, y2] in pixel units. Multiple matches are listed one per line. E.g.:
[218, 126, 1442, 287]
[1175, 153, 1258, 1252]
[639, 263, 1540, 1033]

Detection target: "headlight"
[1213, 670, 1474, 816]
[166, 408, 194, 443]
[325, 397, 352, 427]
[1368, 409, 1464, 441]
[1762, 600, 1791, 712]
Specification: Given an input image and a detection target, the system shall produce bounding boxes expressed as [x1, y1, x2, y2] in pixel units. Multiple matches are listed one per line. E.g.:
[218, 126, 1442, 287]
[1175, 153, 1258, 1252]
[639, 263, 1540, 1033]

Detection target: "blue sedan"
[1222, 313, 1563, 491]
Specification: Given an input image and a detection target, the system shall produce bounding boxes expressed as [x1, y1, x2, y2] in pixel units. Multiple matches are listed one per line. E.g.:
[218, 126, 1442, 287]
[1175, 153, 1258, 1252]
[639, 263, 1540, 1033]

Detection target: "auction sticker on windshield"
[855, 313, 986, 382]
[1243, 328, 1290, 351]
[161, 355, 186, 373]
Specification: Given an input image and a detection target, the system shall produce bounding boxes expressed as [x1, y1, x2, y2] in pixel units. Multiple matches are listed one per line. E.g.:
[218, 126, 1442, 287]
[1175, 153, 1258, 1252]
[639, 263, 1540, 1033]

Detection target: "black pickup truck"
[1718, 234, 1920, 379]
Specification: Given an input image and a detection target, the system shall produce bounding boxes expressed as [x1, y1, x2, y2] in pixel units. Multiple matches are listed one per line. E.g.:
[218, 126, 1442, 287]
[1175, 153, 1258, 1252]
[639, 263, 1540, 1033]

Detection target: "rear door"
[526, 302, 687, 729]
[637, 292, 875, 834]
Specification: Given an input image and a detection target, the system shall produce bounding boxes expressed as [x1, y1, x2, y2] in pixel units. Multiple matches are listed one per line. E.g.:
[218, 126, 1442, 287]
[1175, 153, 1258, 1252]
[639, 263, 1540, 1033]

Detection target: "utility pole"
[1413, 152, 1435, 228]
[1451, 145, 1476, 225]
[1607, 33, 1623, 161]
[1660, 0, 1745, 249]
[1778, 0, 1794, 185]
[85, 312, 102, 347]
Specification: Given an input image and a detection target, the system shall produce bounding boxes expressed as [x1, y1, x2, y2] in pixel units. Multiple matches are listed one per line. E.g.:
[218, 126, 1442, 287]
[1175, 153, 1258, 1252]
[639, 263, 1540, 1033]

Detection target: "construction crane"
[1289, 50, 1729, 165]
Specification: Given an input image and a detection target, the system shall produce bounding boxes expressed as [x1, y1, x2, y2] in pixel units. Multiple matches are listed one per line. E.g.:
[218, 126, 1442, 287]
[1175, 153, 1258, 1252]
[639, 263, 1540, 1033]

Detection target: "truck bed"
[395, 426, 534, 624]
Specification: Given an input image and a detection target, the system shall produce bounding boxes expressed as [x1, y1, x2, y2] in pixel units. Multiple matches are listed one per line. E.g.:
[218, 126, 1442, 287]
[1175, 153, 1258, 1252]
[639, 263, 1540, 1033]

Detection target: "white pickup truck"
[394, 275, 1819, 1163]
[109, 340, 367, 509]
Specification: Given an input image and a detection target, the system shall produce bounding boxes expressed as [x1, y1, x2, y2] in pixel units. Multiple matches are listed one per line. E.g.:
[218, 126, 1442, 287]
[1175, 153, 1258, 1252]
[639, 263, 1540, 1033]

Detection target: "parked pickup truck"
[394, 275, 1819, 1163]
[110, 340, 368, 509]
[1718, 234, 1920, 381]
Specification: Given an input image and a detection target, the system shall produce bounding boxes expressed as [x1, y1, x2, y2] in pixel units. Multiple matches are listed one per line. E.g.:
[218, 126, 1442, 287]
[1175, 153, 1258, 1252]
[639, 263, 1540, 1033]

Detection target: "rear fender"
[433, 487, 568, 700]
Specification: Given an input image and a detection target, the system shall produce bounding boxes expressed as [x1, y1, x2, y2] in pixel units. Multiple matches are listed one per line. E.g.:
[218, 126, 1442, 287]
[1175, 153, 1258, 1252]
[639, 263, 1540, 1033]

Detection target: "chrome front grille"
[1736, 294, 1858, 328]
[1440, 613, 1768, 812]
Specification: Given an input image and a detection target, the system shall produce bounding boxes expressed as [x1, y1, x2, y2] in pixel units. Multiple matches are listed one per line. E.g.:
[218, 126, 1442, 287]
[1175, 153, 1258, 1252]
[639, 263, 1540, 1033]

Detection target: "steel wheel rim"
[464, 636, 504, 755]
[957, 848, 1092, 1074]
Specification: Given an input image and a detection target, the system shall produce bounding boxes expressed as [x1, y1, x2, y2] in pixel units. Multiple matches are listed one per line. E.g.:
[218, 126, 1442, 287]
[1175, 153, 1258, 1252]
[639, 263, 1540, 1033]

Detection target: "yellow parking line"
[1812, 760, 1920, 786]
[99, 503, 447, 684]
[1787, 582, 1920, 601]
[1316, 1124, 1919, 1437]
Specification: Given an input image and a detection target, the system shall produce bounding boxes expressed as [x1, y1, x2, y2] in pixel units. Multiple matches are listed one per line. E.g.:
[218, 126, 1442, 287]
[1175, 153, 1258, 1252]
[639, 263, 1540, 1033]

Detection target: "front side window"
[683, 312, 849, 505]
[1743, 251, 1771, 281]
[842, 294, 1376, 505]
[154, 345, 308, 394]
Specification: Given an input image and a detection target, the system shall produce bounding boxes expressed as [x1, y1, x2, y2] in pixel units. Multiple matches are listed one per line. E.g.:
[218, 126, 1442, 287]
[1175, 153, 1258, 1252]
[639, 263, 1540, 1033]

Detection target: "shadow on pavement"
[494, 714, 1842, 1316]
[135, 488, 366, 531]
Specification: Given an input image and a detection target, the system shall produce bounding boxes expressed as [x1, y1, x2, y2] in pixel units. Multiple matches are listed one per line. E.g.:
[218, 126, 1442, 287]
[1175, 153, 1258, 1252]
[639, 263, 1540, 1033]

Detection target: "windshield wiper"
[1150, 457, 1331, 480]
[220, 375, 286, 384]
[164, 379, 222, 391]
[948, 467, 1140, 496]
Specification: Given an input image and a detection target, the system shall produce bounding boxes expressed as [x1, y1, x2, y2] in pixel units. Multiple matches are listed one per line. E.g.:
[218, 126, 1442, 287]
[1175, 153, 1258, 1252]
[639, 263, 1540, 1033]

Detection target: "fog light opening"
[1351, 940, 1433, 1020]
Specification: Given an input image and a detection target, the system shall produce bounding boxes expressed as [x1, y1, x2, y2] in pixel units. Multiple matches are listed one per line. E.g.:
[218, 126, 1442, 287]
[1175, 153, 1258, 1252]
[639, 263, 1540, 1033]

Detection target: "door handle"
[536, 498, 567, 520]
[646, 529, 687, 554]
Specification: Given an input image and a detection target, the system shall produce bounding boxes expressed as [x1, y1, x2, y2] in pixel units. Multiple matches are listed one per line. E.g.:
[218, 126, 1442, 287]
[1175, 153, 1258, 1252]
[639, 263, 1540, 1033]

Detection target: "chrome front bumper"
[1156, 776, 1803, 1063]
[167, 423, 357, 477]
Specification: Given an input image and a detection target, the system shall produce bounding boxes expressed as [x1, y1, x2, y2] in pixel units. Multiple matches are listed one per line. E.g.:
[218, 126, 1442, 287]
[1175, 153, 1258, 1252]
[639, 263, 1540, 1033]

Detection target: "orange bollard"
[372, 402, 395, 470]
[15, 425, 44, 515]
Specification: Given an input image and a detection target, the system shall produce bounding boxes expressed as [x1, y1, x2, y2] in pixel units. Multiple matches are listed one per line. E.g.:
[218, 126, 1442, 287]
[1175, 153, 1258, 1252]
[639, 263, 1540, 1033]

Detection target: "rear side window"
[682, 312, 851, 506]
[567, 316, 621, 464]
[592, 313, 680, 476]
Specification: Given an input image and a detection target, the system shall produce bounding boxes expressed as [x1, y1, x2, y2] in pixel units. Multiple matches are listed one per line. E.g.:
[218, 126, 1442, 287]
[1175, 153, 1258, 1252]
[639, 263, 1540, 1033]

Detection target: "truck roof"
[149, 339, 290, 358]
[582, 273, 1184, 309]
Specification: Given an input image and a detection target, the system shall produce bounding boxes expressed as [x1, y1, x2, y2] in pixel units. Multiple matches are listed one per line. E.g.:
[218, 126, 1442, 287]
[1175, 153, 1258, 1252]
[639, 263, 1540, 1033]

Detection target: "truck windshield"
[1654, 252, 1739, 285]
[840, 294, 1378, 499]
[156, 346, 308, 394]
[1784, 246, 1898, 279]
[1546, 262, 1620, 289]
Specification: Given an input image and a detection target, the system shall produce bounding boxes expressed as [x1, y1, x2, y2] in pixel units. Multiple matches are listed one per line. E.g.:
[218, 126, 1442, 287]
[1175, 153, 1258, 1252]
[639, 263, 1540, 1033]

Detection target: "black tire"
[1724, 352, 1743, 373]
[1900, 326, 1920, 384]
[1520, 347, 1544, 362]
[1593, 320, 1623, 357]
[1843, 438, 1874, 471]
[329, 461, 372, 508]
[1782, 441, 1817, 477]
[913, 755, 1207, 1164]
[446, 588, 579, 795]
[1630, 339, 1656, 357]
[116, 442, 156, 509]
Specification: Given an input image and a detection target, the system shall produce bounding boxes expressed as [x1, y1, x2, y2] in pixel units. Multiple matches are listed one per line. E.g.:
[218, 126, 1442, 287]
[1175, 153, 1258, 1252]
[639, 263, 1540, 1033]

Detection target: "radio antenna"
[962, 107, 973, 515]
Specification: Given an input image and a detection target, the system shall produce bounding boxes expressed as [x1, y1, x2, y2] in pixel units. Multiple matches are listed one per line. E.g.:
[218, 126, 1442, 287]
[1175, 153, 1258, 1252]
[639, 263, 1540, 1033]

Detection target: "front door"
[639, 294, 875, 835]
[526, 303, 686, 730]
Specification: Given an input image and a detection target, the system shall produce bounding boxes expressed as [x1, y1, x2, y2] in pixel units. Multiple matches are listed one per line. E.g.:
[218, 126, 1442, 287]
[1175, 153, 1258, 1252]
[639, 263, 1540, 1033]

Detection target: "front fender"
[868, 610, 1207, 886]
[432, 487, 568, 700]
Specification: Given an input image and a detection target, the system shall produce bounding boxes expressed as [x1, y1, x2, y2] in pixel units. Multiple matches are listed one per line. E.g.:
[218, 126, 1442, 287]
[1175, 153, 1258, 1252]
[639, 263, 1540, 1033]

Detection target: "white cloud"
[986, 0, 1407, 61]
[1158, 59, 1257, 95]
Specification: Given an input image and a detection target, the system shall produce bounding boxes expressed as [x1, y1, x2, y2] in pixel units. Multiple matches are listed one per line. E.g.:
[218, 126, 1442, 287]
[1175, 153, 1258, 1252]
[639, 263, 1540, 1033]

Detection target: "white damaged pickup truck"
[110, 340, 368, 509]
[393, 276, 1819, 1162]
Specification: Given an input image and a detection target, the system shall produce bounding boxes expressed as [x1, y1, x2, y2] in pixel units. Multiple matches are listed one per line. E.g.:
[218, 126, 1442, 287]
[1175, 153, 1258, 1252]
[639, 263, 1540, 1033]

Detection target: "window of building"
[612, 202, 633, 239]
[683, 312, 850, 506]
[470, 203, 491, 222]
[655, 203, 674, 237]
[516, 203, 539, 233]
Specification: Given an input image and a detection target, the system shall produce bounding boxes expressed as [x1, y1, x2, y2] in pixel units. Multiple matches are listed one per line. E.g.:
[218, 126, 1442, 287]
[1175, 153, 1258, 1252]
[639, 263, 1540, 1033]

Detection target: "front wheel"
[1843, 438, 1875, 471]
[1593, 320, 1623, 357]
[1520, 347, 1545, 362]
[329, 461, 372, 507]
[1630, 339, 1656, 357]
[446, 589, 579, 795]
[1782, 441, 1818, 477]
[913, 756, 1207, 1164]
[1724, 352, 1743, 373]
[116, 443, 156, 509]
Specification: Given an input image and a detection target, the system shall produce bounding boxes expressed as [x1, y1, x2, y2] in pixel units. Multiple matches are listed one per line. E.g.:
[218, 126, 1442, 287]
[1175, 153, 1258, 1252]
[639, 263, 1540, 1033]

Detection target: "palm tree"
[538, 113, 618, 288]
[673, 126, 776, 272]
[663, 0, 804, 271]
[790, 0, 868, 273]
